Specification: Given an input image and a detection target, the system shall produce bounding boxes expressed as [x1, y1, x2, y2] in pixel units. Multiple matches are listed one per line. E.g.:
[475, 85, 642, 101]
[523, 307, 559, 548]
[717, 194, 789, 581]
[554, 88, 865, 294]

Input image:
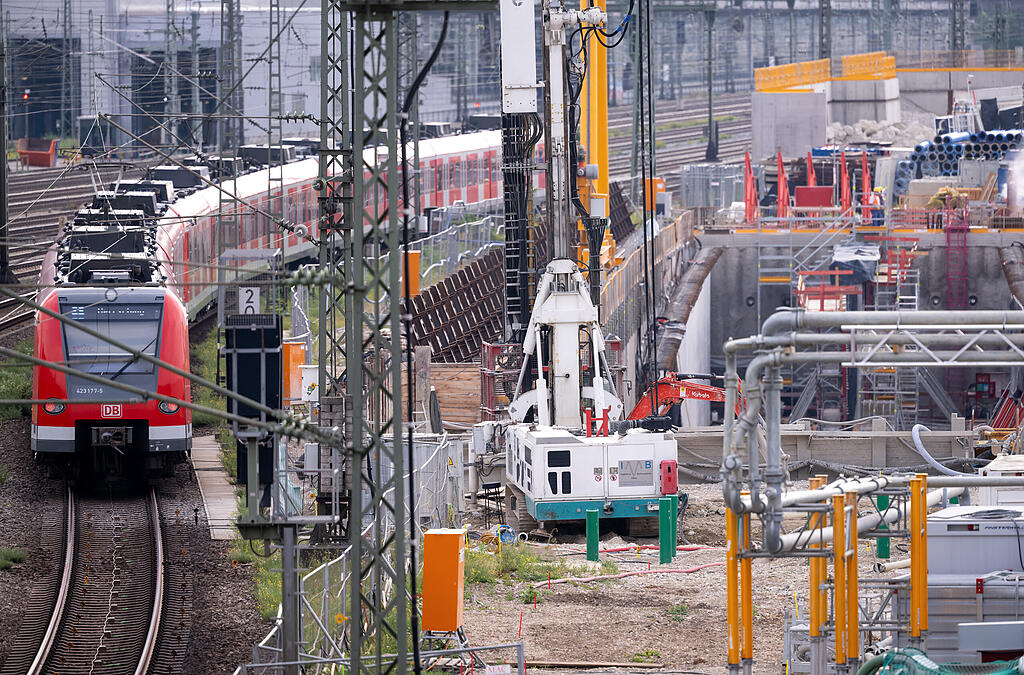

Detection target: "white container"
[979, 454, 1024, 507]
[928, 505, 1024, 575]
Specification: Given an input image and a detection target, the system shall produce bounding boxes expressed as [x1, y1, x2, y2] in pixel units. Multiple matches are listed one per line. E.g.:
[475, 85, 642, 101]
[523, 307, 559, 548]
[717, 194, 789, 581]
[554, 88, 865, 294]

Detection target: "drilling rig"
[472, 0, 678, 533]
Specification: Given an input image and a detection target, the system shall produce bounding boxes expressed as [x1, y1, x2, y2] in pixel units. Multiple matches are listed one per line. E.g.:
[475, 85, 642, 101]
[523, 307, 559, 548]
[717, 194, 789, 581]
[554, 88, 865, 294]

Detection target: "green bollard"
[659, 497, 672, 564]
[876, 494, 890, 559]
[669, 494, 679, 560]
[586, 509, 599, 562]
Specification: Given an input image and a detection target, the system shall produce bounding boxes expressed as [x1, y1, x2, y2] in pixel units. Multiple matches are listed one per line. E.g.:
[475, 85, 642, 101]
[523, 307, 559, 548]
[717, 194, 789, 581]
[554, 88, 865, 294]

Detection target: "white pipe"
[911, 424, 973, 476]
[778, 485, 965, 551]
[874, 558, 911, 573]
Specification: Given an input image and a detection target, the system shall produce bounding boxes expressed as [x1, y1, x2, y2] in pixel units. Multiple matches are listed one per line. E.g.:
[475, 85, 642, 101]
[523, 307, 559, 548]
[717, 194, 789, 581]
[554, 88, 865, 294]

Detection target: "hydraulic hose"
[911, 424, 974, 476]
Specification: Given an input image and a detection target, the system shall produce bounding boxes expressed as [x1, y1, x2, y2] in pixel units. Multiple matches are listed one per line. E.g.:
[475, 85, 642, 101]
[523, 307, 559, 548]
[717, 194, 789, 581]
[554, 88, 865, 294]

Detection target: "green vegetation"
[229, 538, 282, 620]
[656, 114, 738, 133]
[631, 649, 662, 663]
[0, 338, 33, 420]
[517, 587, 547, 604]
[217, 425, 238, 483]
[0, 547, 27, 571]
[599, 559, 619, 575]
[189, 325, 224, 428]
[0, 466, 8, 486]
[464, 544, 597, 585]
[668, 603, 689, 621]
[1, 547, 26, 564]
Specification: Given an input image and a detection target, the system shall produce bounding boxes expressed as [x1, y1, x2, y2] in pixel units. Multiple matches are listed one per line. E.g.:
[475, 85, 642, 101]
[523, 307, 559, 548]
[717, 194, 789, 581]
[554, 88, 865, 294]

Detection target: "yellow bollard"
[845, 491, 859, 663]
[726, 507, 741, 667]
[909, 475, 923, 640]
[832, 494, 847, 667]
[808, 476, 825, 640]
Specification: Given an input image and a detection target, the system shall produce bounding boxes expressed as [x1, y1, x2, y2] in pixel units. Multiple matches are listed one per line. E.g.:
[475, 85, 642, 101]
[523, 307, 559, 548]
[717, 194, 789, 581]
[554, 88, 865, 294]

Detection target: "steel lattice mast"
[315, 0, 491, 669]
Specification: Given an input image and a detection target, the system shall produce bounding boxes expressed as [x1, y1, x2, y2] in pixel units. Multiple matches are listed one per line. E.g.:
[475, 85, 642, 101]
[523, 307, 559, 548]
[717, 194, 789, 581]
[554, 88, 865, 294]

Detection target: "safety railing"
[840, 51, 896, 79]
[894, 49, 1024, 70]
[754, 58, 831, 92]
[237, 434, 467, 673]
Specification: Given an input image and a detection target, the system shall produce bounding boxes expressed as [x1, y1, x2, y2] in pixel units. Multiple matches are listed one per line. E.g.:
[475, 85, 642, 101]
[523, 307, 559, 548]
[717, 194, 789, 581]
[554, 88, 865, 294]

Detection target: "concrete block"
[752, 91, 827, 162]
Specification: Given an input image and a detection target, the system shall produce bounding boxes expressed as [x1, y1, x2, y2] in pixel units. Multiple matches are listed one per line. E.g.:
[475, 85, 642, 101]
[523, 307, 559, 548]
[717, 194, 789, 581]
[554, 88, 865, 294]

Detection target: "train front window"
[60, 303, 163, 375]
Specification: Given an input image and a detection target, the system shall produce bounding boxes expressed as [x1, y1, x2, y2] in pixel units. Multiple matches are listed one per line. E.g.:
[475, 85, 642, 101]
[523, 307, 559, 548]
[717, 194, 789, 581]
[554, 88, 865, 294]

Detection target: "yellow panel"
[421, 529, 466, 632]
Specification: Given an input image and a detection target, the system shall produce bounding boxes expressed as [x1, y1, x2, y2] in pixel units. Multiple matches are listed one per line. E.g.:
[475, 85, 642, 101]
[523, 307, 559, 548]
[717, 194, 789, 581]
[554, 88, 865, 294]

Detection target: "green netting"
[858, 648, 1023, 675]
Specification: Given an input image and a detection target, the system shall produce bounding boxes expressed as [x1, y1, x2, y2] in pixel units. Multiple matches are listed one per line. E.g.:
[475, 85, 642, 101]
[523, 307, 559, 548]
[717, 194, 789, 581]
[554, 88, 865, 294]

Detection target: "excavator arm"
[627, 372, 733, 420]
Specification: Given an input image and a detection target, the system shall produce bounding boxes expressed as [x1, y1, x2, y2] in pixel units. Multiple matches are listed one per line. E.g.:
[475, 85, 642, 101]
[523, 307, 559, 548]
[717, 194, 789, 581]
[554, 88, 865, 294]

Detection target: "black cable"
[400, 12, 449, 675]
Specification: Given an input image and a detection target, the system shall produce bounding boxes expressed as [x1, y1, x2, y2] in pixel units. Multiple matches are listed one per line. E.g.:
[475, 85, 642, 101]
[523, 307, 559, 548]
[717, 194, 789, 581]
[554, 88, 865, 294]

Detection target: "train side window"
[561, 471, 571, 493]
[548, 471, 558, 495]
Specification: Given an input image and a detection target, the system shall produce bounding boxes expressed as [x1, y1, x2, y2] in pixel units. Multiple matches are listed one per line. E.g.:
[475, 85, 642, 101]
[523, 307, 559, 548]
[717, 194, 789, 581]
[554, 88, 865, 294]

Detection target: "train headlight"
[158, 401, 181, 414]
[42, 400, 66, 415]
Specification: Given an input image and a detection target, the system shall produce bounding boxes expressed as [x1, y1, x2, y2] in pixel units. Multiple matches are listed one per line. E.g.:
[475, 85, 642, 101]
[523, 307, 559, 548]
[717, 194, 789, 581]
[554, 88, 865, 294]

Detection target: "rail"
[26, 486, 75, 675]
[23, 488, 167, 675]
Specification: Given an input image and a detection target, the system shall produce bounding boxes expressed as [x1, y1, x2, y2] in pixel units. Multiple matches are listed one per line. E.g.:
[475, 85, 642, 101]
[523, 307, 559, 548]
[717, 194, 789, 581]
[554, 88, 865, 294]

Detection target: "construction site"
[3, 1, 1024, 674]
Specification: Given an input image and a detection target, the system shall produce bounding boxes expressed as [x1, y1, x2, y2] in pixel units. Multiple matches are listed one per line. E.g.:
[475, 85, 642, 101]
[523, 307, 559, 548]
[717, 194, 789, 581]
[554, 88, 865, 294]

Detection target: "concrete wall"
[828, 77, 901, 125]
[752, 91, 828, 161]
[899, 70, 1024, 119]
[675, 274, 712, 426]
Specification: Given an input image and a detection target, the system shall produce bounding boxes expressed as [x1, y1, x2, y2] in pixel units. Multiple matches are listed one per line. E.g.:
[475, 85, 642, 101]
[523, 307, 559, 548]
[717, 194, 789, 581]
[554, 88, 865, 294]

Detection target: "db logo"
[101, 404, 122, 418]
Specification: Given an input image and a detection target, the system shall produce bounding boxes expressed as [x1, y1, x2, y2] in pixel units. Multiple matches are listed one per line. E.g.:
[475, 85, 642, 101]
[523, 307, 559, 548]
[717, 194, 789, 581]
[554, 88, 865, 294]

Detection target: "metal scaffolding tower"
[817, 0, 831, 61]
[314, 0, 489, 669]
[191, 9, 203, 149]
[60, 0, 72, 139]
[950, 0, 966, 64]
[219, 0, 242, 150]
[164, 0, 177, 147]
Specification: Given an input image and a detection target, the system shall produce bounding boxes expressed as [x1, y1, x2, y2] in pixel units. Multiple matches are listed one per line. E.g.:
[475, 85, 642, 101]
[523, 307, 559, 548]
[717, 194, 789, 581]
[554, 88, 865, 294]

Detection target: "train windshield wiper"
[107, 335, 158, 382]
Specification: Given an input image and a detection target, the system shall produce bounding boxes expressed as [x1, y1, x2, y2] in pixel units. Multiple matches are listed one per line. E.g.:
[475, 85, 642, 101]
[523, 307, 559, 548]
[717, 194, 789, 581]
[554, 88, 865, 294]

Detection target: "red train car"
[32, 287, 192, 479]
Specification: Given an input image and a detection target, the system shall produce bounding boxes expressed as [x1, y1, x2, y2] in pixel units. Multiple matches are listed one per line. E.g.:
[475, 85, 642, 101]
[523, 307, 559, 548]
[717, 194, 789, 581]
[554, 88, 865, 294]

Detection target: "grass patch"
[668, 603, 689, 621]
[518, 587, 547, 604]
[0, 548, 26, 564]
[0, 559, 12, 571]
[0, 466, 8, 486]
[229, 538, 281, 620]
[631, 649, 661, 663]
[0, 338, 34, 420]
[216, 425, 238, 483]
[465, 544, 609, 585]
[189, 324, 225, 428]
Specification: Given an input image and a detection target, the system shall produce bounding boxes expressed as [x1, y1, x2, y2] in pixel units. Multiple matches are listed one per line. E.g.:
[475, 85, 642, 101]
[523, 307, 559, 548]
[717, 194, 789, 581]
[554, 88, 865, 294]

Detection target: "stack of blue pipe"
[893, 128, 1023, 197]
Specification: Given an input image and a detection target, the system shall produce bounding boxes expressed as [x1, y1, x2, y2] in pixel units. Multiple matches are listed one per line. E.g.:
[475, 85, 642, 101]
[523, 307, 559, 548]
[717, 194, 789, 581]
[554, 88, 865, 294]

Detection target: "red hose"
[533, 561, 725, 588]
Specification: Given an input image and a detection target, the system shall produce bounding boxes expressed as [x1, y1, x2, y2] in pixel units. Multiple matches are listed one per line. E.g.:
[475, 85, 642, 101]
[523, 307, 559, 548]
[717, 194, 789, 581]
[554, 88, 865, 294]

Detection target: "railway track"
[0, 487, 174, 675]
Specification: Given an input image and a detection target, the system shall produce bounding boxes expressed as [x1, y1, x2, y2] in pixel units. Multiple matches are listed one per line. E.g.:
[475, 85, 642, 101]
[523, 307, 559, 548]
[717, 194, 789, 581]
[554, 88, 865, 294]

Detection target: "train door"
[448, 157, 460, 205]
[466, 154, 479, 203]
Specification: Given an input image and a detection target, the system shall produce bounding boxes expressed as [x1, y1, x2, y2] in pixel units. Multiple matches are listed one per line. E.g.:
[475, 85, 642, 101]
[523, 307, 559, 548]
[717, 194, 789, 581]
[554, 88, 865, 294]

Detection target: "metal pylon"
[817, 0, 830, 61]
[219, 0, 243, 150]
[164, 0, 177, 147]
[317, 2, 408, 670]
[267, 0, 284, 237]
[61, 0, 72, 139]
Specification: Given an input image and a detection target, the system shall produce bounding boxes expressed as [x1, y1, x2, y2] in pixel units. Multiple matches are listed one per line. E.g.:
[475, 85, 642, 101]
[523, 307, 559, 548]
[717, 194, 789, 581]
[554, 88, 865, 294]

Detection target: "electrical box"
[928, 506, 1024, 575]
[979, 455, 1024, 507]
[282, 342, 306, 404]
[660, 460, 678, 495]
[421, 529, 466, 632]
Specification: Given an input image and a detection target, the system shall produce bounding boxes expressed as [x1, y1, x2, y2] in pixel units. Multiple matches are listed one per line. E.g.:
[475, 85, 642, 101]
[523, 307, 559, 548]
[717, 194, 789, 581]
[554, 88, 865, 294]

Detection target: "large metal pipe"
[778, 485, 965, 551]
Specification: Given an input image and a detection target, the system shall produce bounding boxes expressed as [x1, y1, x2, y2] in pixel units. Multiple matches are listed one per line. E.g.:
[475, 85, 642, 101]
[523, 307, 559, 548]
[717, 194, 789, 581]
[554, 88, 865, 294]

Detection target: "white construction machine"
[470, 0, 678, 533]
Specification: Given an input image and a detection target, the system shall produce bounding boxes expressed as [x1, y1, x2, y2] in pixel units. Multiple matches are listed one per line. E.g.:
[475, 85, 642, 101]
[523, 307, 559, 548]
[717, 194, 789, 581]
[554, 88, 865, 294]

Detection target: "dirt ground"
[461, 482, 911, 675]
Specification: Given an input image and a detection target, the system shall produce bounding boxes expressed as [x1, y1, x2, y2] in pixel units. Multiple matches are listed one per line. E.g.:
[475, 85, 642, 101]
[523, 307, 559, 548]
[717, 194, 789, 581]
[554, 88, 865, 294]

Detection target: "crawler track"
[1, 488, 168, 675]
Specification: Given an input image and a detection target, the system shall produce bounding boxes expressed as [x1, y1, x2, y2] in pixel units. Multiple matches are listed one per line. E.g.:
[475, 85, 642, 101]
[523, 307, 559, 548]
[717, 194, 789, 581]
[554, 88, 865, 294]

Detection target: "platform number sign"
[239, 287, 260, 314]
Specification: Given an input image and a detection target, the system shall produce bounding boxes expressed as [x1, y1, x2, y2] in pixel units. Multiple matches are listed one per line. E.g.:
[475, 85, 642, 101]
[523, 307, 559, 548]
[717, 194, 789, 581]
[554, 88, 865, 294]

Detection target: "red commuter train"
[32, 130, 513, 480]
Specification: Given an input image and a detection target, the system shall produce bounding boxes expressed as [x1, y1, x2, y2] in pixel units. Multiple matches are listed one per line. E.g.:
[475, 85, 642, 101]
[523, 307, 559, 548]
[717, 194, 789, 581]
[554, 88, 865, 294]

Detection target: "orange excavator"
[627, 372, 739, 420]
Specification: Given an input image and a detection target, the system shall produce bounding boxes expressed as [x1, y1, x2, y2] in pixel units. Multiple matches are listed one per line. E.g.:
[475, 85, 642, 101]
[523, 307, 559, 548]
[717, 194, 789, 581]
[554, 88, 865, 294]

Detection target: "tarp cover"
[831, 243, 880, 284]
